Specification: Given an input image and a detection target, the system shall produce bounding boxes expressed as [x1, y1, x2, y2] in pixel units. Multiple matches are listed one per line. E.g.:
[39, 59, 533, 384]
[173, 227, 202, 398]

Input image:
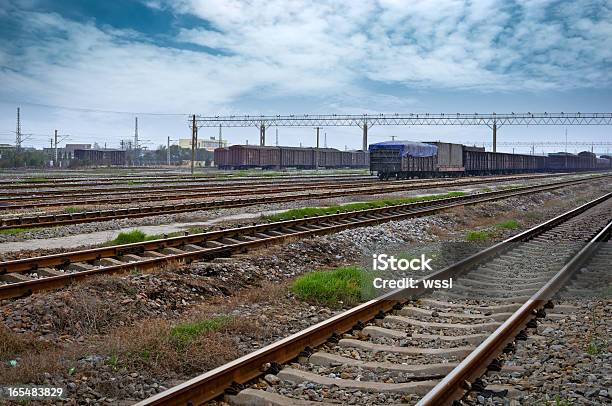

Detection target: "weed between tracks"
[103, 230, 159, 246]
[265, 191, 466, 222]
[64, 207, 88, 214]
[101, 228, 208, 247]
[291, 266, 376, 307]
[0, 228, 32, 235]
[107, 315, 259, 375]
[465, 219, 521, 241]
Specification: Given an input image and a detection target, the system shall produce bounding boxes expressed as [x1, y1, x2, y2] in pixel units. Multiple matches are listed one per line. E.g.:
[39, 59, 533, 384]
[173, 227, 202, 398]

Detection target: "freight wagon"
[369, 140, 601, 180]
[215, 145, 369, 170]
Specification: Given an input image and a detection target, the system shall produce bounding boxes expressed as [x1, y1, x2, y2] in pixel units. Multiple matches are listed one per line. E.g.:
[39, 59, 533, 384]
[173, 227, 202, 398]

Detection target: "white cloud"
[0, 0, 610, 149]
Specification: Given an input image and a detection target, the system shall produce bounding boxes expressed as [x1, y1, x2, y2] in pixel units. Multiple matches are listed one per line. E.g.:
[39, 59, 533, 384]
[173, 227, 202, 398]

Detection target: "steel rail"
[416, 219, 612, 406]
[0, 174, 370, 189]
[0, 178, 380, 201]
[0, 173, 565, 210]
[1, 175, 606, 231]
[0, 173, 566, 199]
[0, 180, 382, 209]
[0, 181, 605, 299]
[133, 191, 611, 406]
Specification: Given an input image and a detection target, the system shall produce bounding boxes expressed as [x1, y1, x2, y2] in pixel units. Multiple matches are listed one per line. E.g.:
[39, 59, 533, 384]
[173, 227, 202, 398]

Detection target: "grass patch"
[101, 229, 196, 247]
[170, 316, 232, 349]
[0, 228, 32, 235]
[465, 230, 491, 242]
[291, 266, 376, 307]
[20, 177, 47, 183]
[496, 219, 520, 230]
[586, 338, 605, 355]
[265, 191, 466, 222]
[103, 230, 159, 246]
[63, 207, 86, 214]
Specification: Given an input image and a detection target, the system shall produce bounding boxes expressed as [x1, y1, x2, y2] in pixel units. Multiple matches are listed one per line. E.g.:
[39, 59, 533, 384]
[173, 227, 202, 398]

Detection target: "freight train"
[369, 141, 606, 180]
[214, 145, 369, 169]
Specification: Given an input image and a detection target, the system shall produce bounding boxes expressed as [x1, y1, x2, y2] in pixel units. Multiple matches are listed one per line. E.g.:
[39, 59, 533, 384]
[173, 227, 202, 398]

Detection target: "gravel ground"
[0, 180, 609, 405]
[0, 174, 599, 245]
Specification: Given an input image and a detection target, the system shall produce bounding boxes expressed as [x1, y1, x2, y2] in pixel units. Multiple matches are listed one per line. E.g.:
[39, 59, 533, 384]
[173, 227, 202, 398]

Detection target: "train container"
[280, 147, 315, 168]
[214, 148, 230, 168]
[350, 151, 369, 167]
[258, 146, 281, 168]
[369, 141, 440, 179]
[74, 149, 125, 166]
[547, 153, 580, 171]
[228, 145, 259, 168]
[340, 151, 352, 167]
[596, 157, 611, 169]
[426, 142, 464, 172]
[577, 151, 596, 170]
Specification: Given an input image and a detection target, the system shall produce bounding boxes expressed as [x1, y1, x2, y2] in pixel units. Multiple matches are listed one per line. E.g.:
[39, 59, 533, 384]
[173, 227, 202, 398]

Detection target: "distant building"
[0, 144, 14, 159]
[179, 137, 228, 151]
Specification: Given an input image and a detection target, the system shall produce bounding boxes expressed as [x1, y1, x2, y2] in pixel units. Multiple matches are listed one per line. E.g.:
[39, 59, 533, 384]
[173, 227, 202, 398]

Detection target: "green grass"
[496, 219, 520, 230]
[544, 396, 574, 406]
[465, 230, 491, 242]
[103, 230, 159, 246]
[265, 192, 466, 222]
[101, 228, 205, 247]
[291, 266, 376, 307]
[0, 228, 32, 235]
[20, 177, 47, 183]
[63, 207, 87, 214]
[170, 316, 231, 348]
[587, 338, 605, 355]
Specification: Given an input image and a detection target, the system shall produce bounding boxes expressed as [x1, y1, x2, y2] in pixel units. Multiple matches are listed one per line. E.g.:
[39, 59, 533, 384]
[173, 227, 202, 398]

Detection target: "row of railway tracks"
[0, 173, 576, 209]
[0, 173, 371, 189]
[133, 190, 611, 406]
[0, 176, 605, 301]
[0, 173, 604, 230]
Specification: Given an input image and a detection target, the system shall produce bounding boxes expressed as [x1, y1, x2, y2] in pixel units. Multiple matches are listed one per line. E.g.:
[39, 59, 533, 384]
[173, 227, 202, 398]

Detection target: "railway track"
[0, 177, 378, 200]
[0, 173, 371, 189]
[0, 179, 605, 301]
[0, 173, 571, 210]
[132, 192, 611, 406]
[0, 174, 605, 230]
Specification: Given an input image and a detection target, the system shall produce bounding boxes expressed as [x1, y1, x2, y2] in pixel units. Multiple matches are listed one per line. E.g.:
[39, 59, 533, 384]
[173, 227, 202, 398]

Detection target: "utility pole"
[315, 127, 320, 169]
[492, 118, 497, 153]
[324, 132, 327, 148]
[191, 114, 197, 174]
[362, 119, 368, 151]
[219, 124, 223, 148]
[167, 136, 171, 166]
[15, 107, 22, 150]
[134, 117, 139, 149]
[275, 128, 279, 147]
[391, 135, 397, 141]
[565, 127, 568, 169]
[54, 130, 58, 167]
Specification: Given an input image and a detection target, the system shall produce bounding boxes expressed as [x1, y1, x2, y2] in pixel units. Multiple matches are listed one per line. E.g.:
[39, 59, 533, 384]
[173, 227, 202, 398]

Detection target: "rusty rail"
[1, 180, 603, 300]
[129, 193, 612, 405]
[416, 217, 612, 405]
[1, 174, 606, 231]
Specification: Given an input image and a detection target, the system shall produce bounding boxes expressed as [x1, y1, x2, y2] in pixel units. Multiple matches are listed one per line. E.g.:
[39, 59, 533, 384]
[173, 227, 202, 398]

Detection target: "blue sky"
[0, 0, 611, 153]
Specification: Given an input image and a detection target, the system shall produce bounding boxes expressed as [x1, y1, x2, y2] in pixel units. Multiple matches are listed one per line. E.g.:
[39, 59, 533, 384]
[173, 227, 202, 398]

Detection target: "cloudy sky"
[0, 0, 611, 153]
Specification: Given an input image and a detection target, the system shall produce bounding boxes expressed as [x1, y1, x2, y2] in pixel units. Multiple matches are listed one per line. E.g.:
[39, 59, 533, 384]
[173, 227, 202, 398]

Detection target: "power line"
[3, 101, 187, 116]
